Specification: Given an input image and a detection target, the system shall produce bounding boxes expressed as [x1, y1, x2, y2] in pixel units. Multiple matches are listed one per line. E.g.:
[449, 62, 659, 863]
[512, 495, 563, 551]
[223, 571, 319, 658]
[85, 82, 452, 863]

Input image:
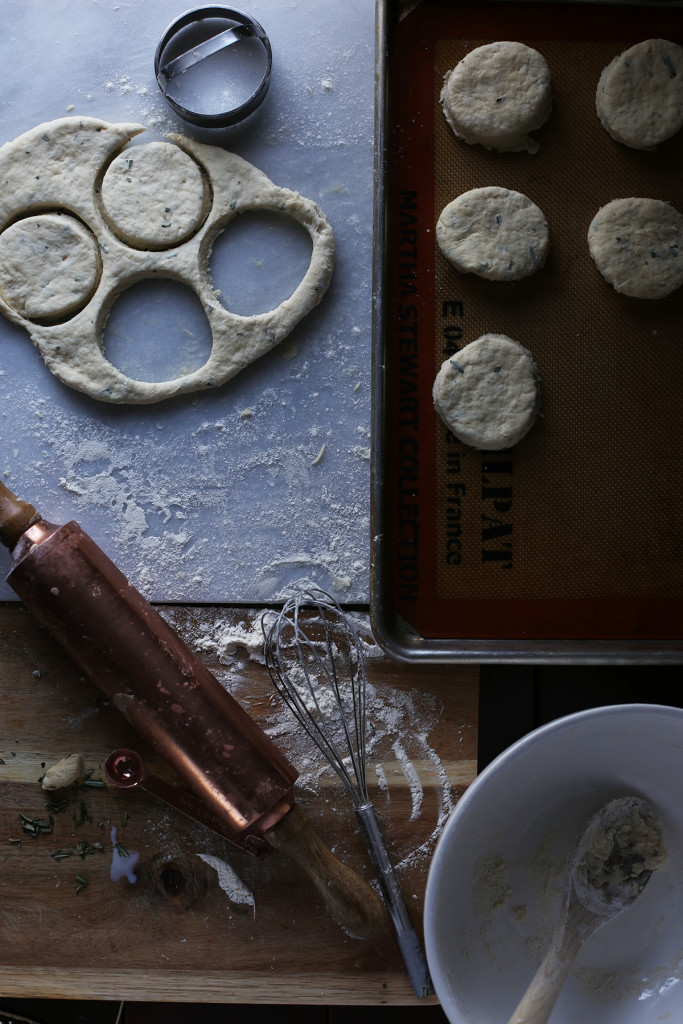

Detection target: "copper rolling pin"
[0, 481, 387, 939]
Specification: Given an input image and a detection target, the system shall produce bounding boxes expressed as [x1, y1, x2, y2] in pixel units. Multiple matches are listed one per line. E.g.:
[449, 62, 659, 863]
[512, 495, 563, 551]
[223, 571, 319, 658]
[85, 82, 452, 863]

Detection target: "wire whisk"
[263, 587, 433, 998]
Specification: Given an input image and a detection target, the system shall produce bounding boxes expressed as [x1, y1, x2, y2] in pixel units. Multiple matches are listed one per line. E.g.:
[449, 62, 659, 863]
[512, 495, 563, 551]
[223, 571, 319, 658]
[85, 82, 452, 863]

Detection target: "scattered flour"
[474, 853, 512, 914]
[1, 385, 370, 603]
[97, 73, 177, 133]
[159, 608, 458, 876]
[392, 739, 424, 821]
[198, 853, 256, 915]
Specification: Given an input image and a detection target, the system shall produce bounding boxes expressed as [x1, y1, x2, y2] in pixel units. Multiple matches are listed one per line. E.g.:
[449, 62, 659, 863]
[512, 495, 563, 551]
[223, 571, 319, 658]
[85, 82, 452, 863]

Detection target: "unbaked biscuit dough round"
[440, 41, 552, 154]
[436, 187, 549, 281]
[433, 334, 540, 450]
[0, 213, 100, 320]
[596, 39, 683, 150]
[587, 198, 683, 299]
[101, 141, 208, 249]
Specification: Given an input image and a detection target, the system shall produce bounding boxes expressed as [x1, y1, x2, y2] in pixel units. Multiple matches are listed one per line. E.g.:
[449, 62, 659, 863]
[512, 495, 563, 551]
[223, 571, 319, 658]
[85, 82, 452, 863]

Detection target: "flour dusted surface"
[0, 0, 375, 607]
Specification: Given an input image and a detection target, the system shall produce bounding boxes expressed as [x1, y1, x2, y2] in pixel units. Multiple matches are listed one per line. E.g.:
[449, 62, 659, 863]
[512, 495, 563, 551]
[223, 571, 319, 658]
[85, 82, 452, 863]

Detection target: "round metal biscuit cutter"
[155, 5, 272, 128]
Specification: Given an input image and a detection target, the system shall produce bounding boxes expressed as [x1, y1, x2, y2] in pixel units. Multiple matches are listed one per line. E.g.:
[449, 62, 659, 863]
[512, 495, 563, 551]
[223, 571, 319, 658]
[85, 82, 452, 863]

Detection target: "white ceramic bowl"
[425, 704, 683, 1024]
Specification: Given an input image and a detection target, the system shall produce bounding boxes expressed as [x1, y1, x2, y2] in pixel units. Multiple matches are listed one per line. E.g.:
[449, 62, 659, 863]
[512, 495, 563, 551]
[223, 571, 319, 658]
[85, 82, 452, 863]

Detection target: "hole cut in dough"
[0, 213, 100, 321]
[209, 211, 313, 316]
[101, 141, 209, 249]
[596, 39, 683, 151]
[433, 334, 540, 450]
[437, 187, 549, 281]
[587, 198, 683, 299]
[440, 42, 552, 154]
[104, 279, 213, 382]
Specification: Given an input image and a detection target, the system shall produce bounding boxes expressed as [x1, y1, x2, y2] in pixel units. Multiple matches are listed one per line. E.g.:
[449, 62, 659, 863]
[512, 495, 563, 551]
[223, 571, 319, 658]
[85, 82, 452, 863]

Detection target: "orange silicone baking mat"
[380, 0, 683, 643]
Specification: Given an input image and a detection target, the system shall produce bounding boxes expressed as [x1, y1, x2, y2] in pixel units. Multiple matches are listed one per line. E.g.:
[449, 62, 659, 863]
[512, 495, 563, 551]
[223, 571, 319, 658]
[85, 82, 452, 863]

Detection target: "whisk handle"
[264, 802, 389, 939]
[355, 802, 433, 998]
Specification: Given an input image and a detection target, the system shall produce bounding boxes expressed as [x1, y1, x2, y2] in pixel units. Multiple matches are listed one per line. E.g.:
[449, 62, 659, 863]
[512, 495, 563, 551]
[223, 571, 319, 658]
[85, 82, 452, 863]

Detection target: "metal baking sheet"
[370, 0, 683, 663]
[0, 0, 374, 604]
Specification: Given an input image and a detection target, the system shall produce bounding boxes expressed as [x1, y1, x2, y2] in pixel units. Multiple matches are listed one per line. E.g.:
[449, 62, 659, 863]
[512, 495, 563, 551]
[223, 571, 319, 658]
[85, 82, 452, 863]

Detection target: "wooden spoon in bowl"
[507, 795, 666, 1024]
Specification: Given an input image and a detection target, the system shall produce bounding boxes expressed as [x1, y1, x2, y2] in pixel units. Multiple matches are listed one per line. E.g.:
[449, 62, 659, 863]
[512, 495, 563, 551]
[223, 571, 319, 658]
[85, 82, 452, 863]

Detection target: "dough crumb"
[41, 752, 85, 790]
[312, 443, 326, 465]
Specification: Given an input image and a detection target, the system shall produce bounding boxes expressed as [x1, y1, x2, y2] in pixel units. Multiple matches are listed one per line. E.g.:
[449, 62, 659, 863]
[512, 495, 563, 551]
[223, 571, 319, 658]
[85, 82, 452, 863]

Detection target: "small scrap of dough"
[0, 213, 100, 320]
[101, 141, 208, 249]
[437, 187, 548, 281]
[41, 753, 85, 790]
[440, 41, 552, 154]
[587, 198, 683, 299]
[596, 39, 683, 150]
[433, 334, 540, 450]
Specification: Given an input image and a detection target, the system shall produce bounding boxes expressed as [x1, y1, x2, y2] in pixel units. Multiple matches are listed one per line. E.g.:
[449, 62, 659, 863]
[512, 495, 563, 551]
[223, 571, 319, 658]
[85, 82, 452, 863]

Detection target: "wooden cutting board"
[0, 604, 478, 1005]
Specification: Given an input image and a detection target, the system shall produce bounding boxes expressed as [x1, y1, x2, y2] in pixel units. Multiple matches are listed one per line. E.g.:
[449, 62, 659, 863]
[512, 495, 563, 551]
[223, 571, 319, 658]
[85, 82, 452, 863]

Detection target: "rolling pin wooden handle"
[0, 480, 41, 548]
[265, 802, 389, 940]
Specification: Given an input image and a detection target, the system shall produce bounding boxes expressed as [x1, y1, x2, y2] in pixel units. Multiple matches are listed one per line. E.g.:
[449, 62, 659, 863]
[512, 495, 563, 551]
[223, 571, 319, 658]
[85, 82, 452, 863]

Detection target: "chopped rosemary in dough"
[437, 187, 549, 281]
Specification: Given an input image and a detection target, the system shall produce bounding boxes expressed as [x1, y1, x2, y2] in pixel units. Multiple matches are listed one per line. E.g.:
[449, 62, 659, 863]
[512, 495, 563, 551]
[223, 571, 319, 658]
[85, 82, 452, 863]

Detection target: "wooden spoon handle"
[506, 912, 588, 1024]
[265, 802, 389, 939]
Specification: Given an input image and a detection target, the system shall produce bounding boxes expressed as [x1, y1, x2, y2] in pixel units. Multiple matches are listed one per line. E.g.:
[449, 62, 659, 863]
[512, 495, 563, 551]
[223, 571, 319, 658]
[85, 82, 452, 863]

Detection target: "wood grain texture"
[0, 603, 478, 1004]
